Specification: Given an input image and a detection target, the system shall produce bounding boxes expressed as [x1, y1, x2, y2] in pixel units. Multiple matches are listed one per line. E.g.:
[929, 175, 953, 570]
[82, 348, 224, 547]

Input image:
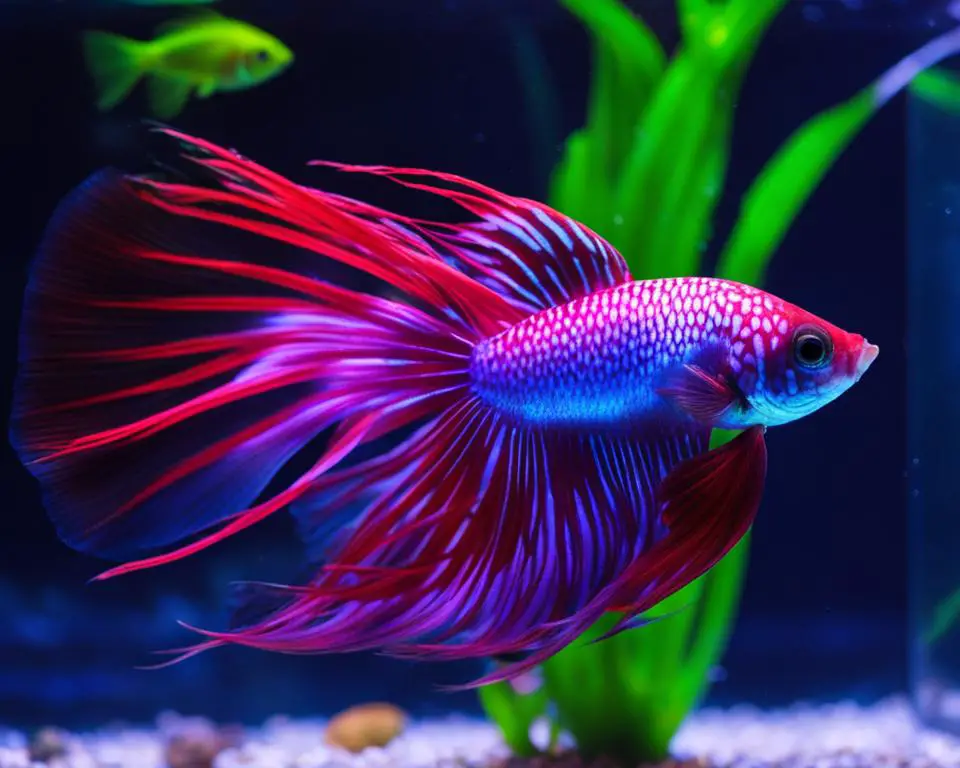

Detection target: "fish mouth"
[855, 340, 879, 379]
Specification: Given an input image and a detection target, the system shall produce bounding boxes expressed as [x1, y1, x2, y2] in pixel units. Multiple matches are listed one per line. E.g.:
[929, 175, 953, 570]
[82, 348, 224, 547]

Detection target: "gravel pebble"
[1, 697, 960, 768]
[323, 704, 407, 753]
[29, 727, 70, 762]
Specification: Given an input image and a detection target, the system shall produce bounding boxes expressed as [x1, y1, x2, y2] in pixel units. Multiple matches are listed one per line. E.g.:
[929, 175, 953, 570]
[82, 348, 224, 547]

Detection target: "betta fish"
[82, 11, 293, 119]
[9, 128, 877, 685]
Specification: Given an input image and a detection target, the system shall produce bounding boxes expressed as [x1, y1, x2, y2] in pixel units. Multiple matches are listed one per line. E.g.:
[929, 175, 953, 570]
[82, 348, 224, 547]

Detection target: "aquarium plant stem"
[479, 2, 960, 764]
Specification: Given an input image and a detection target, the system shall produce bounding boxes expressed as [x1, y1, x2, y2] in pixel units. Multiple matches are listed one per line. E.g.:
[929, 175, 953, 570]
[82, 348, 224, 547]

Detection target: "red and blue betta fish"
[10, 128, 877, 685]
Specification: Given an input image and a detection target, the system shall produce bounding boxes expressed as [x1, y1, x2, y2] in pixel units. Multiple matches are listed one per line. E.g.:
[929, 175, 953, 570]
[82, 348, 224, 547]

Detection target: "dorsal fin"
[442, 203, 631, 314]
[155, 9, 226, 36]
[307, 162, 633, 315]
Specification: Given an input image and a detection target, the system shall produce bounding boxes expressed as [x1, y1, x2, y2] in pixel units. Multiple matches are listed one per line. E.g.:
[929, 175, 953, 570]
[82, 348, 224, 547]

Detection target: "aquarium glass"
[908, 61, 960, 738]
[0, 1, 957, 767]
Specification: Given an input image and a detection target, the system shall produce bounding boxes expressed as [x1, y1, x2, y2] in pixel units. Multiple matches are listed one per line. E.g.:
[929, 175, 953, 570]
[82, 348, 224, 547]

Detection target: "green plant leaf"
[719, 21, 960, 285]
[716, 89, 875, 285]
[910, 67, 960, 115]
[612, 0, 785, 278]
[477, 678, 548, 757]
[548, 122, 614, 233]
[926, 584, 960, 646]
[637, 60, 737, 279]
[715, 0, 790, 69]
[550, 0, 665, 237]
[541, 614, 679, 762]
[558, 0, 666, 126]
[676, 0, 710, 45]
[680, 531, 751, 691]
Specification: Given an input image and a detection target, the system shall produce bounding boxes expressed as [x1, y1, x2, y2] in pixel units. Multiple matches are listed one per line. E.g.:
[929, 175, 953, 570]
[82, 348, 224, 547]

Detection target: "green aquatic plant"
[925, 583, 960, 647]
[479, 0, 960, 762]
[910, 69, 960, 115]
[911, 67, 960, 115]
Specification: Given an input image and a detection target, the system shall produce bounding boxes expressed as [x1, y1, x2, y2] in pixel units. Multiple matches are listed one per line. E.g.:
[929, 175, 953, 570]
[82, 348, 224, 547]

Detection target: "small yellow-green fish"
[82, 11, 294, 120]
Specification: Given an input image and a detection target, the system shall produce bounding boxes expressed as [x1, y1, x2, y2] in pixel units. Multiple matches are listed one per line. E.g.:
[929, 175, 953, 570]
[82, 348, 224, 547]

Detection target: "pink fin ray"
[603, 425, 767, 633]
[13, 127, 766, 689]
[11, 141, 499, 569]
[306, 160, 633, 314]
[157, 411, 712, 670]
[462, 426, 768, 686]
[657, 362, 744, 426]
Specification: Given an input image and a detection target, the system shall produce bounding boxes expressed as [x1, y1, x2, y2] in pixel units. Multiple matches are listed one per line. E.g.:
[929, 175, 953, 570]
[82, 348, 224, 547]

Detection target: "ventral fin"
[148, 74, 193, 120]
[657, 424, 766, 539]
[600, 425, 767, 638]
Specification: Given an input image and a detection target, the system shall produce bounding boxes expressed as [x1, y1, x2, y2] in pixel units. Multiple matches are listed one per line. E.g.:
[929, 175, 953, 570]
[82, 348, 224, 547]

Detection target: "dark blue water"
[908, 82, 960, 736]
[0, 0, 939, 730]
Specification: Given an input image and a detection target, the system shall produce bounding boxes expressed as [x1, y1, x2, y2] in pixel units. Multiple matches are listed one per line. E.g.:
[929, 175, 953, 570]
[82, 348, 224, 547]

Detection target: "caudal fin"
[11, 129, 521, 576]
[82, 31, 149, 111]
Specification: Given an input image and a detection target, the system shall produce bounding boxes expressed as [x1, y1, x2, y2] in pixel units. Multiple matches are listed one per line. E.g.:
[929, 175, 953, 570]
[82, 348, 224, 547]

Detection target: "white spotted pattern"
[470, 277, 790, 426]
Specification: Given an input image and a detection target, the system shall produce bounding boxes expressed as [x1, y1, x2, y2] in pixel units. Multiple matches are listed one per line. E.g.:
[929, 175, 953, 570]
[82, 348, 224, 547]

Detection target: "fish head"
[727, 291, 878, 428]
[239, 29, 294, 84]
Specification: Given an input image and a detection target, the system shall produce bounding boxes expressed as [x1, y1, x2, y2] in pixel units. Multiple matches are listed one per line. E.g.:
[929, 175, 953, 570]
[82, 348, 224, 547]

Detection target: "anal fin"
[148, 74, 193, 119]
[468, 426, 768, 687]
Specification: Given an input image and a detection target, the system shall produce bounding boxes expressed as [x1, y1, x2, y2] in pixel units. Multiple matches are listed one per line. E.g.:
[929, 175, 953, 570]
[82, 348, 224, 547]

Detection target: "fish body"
[9, 129, 877, 686]
[471, 277, 871, 430]
[82, 13, 293, 119]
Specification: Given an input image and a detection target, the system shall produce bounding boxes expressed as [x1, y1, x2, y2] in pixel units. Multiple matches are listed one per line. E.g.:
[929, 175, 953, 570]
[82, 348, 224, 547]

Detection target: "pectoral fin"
[196, 80, 216, 98]
[658, 362, 744, 426]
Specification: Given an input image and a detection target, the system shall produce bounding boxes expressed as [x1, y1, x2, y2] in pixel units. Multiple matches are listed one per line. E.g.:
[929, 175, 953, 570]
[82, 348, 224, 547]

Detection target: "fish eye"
[256, 50, 270, 62]
[792, 325, 833, 369]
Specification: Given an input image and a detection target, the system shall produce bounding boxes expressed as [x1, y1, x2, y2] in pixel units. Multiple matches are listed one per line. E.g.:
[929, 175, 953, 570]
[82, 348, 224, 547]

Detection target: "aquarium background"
[0, 0, 938, 731]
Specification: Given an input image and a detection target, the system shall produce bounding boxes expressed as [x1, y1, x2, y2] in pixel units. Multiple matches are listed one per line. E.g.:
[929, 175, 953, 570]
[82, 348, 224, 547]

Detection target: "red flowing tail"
[11, 129, 520, 576]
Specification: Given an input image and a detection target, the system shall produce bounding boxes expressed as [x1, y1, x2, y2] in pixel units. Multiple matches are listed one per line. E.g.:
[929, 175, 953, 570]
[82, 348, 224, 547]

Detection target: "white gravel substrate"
[2, 696, 960, 768]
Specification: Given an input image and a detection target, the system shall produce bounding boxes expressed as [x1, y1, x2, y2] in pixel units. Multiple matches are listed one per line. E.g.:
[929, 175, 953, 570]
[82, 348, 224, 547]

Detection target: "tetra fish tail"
[82, 30, 153, 112]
